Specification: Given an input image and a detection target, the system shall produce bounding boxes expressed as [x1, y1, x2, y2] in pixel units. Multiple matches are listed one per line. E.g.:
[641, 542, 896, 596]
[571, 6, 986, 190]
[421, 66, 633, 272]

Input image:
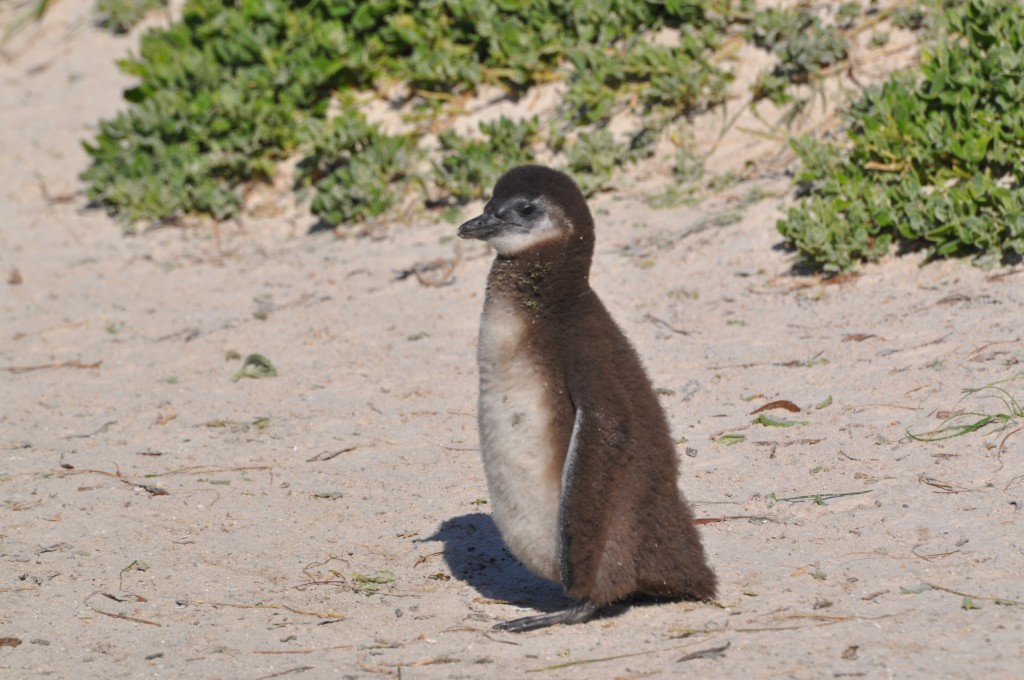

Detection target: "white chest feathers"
[476, 298, 561, 582]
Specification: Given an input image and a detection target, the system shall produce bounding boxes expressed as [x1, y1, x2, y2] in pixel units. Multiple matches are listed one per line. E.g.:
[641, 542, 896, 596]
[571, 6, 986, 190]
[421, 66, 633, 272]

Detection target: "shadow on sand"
[424, 513, 569, 614]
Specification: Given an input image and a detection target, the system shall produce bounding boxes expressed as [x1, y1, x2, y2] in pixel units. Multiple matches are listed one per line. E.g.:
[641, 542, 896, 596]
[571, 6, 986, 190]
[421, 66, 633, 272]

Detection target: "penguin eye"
[520, 204, 536, 216]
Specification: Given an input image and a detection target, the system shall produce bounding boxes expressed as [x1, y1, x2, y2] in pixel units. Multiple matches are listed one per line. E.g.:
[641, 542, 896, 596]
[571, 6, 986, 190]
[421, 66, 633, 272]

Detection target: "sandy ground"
[2, 3, 1023, 679]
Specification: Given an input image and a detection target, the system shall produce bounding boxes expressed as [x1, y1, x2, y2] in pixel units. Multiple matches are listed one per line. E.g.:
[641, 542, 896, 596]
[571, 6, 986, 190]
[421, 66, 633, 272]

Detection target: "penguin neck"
[486, 242, 592, 311]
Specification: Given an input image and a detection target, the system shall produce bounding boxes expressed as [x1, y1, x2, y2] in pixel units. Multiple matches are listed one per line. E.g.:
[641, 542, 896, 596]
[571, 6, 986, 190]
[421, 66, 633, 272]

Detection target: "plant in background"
[298, 112, 416, 226]
[80, 0, 747, 230]
[890, 5, 930, 31]
[834, 2, 861, 30]
[746, 4, 849, 99]
[778, 0, 1024, 272]
[432, 117, 539, 206]
[633, 26, 732, 117]
[82, 0, 351, 228]
[565, 130, 623, 195]
[750, 69, 792, 105]
[94, 0, 166, 33]
[560, 45, 628, 128]
[565, 127, 657, 196]
[672, 147, 705, 183]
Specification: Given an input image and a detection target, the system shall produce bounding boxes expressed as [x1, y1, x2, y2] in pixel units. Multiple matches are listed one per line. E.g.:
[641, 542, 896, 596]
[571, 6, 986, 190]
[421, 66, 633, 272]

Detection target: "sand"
[2, 2, 1022, 678]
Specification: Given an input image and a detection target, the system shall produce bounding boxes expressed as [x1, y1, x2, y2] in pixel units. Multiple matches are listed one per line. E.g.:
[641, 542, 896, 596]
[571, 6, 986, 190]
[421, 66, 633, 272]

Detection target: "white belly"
[477, 300, 561, 582]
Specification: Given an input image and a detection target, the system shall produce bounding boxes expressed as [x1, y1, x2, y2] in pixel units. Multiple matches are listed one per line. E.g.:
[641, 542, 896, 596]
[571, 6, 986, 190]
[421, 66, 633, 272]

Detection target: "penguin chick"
[458, 165, 716, 632]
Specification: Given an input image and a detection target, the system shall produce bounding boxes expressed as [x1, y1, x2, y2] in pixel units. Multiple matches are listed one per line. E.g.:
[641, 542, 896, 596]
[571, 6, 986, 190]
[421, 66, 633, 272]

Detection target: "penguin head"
[458, 165, 594, 258]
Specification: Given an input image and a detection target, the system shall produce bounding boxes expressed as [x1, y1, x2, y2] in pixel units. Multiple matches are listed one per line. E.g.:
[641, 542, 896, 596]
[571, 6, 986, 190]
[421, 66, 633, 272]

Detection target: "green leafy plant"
[557, 25, 731, 135]
[231, 353, 277, 382]
[81, 0, 747, 229]
[672, 146, 705, 184]
[779, 0, 1024, 272]
[298, 112, 416, 226]
[82, 0, 351, 228]
[750, 69, 793, 105]
[352, 570, 397, 596]
[836, 2, 862, 29]
[565, 130, 629, 195]
[432, 116, 539, 206]
[746, 6, 848, 86]
[95, 0, 166, 33]
[891, 6, 930, 31]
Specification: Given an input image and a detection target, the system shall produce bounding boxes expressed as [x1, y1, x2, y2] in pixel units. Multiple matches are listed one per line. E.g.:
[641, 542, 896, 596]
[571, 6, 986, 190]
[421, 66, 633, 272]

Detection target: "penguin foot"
[493, 601, 600, 633]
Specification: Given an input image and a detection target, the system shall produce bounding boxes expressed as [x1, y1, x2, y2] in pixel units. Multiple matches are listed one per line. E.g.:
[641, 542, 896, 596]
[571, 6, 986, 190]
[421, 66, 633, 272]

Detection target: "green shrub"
[81, 0, 746, 229]
[746, 6, 848, 78]
[746, 4, 848, 101]
[778, 0, 1024, 272]
[565, 127, 657, 195]
[95, 0, 167, 33]
[82, 0, 350, 227]
[432, 116, 539, 205]
[299, 112, 416, 226]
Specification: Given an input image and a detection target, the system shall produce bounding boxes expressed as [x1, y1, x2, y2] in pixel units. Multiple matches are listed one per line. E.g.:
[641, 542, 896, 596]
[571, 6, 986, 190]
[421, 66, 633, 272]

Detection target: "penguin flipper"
[557, 405, 587, 592]
[559, 403, 717, 604]
[556, 405, 631, 604]
[493, 600, 599, 633]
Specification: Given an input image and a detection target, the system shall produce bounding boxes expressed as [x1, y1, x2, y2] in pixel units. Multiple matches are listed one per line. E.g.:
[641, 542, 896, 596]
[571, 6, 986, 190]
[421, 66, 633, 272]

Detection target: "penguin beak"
[457, 212, 504, 241]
